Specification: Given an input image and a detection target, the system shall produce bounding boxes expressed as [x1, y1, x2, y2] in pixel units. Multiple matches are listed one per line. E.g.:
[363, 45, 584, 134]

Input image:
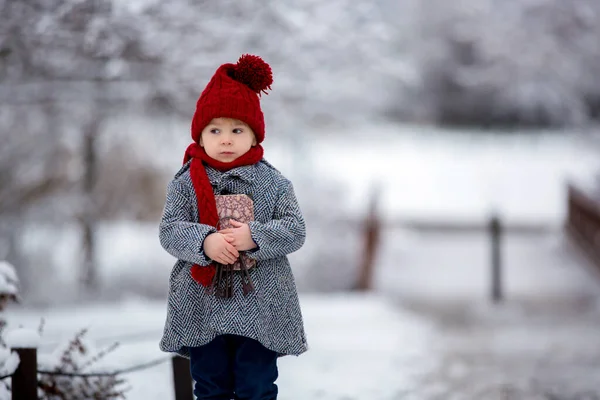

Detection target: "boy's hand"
[203, 233, 239, 264]
[219, 219, 258, 251]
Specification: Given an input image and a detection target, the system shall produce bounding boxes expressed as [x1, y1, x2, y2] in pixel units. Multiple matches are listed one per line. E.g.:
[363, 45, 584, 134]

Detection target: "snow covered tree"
[409, 0, 600, 127]
[0, 0, 161, 297]
[116, 0, 395, 131]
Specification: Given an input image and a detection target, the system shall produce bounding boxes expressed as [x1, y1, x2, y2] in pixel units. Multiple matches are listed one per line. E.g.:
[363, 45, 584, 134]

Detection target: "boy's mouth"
[220, 151, 235, 155]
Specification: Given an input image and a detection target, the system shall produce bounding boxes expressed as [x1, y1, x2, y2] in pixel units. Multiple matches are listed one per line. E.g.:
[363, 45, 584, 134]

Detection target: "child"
[158, 54, 307, 400]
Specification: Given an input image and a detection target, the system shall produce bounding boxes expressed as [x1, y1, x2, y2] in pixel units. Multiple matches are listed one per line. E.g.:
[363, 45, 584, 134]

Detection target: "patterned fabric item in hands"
[182, 143, 264, 286]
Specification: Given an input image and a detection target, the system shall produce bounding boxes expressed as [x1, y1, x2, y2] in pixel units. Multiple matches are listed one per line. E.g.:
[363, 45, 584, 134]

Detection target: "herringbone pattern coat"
[158, 159, 307, 357]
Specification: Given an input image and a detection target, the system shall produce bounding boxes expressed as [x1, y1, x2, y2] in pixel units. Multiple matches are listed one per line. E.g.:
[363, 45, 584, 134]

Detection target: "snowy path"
[374, 229, 600, 398]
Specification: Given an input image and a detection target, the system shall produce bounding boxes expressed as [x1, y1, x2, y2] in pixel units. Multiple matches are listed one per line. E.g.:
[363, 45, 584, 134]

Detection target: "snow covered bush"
[0, 261, 127, 399]
[0, 261, 19, 397]
[0, 261, 18, 313]
[36, 328, 127, 400]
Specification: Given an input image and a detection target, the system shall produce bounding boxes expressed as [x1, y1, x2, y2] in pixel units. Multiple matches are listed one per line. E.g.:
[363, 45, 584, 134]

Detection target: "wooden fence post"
[12, 347, 37, 400]
[172, 355, 193, 400]
[566, 183, 600, 269]
[490, 215, 503, 303]
[355, 187, 381, 291]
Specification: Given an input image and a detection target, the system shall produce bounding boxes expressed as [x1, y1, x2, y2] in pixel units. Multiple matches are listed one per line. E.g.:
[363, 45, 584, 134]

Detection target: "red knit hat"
[191, 54, 273, 144]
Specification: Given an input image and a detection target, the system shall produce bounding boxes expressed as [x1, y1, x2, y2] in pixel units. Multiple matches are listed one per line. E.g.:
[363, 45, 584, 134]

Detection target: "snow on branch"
[0, 261, 18, 311]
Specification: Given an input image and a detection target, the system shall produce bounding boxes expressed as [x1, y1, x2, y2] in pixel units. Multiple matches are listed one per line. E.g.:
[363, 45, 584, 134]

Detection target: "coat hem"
[159, 332, 307, 359]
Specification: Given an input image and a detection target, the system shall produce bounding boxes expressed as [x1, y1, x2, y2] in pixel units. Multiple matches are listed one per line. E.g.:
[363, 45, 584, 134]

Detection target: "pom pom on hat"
[233, 54, 273, 95]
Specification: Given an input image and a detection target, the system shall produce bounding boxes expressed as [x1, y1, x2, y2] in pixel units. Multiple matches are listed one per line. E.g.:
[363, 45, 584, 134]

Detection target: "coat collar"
[205, 163, 257, 184]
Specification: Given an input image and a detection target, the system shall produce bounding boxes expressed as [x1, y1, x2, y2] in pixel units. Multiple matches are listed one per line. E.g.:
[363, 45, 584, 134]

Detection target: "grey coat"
[158, 159, 308, 358]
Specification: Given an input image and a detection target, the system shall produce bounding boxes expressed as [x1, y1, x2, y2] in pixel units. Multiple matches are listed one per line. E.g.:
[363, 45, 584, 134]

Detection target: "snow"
[4, 328, 41, 349]
[40, 0, 600, 128]
[277, 295, 435, 399]
[0, 275, 17, 297]
[5, 294, 436, 400]
[0, 261, 18, 296]
[267, 123, 600, 225]
[0, 347, 20, 376]
[37, 332, 118, 373]
[0, 348, 19, 399]
[411, 0, 600, 127]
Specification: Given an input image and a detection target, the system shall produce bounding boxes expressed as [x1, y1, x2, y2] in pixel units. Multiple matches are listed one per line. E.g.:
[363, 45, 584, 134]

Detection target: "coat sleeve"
[246, 179, 306, 261]
[159, 179, 216, 266]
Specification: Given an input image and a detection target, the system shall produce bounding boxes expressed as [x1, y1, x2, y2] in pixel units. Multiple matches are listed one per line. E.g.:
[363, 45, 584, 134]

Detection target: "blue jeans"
[188, 335, 278, 400]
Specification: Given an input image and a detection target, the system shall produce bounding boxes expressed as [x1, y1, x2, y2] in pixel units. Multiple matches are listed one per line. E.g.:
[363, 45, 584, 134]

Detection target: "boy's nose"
[220, 135, 232, 145]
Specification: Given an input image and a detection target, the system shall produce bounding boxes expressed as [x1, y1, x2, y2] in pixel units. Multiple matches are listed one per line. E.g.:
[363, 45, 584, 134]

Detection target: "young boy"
[158, 54, 307, 400]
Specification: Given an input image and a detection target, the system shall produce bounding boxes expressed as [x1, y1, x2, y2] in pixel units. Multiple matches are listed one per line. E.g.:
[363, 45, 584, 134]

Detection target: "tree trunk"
[80, 116, 100, 295]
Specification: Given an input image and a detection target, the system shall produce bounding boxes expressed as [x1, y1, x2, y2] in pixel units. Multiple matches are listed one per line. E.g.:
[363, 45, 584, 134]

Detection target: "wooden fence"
[353, 187, 511, 302]
[566, 183, 600, 268]
[5, 347, 193, 400]
[355, 182, 600, 297]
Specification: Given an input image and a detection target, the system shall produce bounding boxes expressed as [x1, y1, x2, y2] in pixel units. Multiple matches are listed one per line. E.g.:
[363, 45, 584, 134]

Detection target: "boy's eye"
[210, 129, 220, 134]
[233, 128, 243, 134]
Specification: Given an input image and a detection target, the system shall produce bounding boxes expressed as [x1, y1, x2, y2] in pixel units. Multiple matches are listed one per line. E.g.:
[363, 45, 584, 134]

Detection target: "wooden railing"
[566, 183, 600, 268]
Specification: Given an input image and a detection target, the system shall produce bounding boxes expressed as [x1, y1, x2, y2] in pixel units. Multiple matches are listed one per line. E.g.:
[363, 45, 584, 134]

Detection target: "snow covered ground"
[402, 293, 600, 399]
[5, 294, 436, 400]
[370, 224, 600, 398]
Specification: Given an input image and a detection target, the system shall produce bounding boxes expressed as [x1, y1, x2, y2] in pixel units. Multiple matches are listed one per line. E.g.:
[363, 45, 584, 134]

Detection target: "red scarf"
[183, 143, 264, 286]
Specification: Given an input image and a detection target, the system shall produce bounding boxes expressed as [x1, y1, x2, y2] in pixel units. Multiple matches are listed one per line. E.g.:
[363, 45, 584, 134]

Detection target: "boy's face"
[199, 117, 257, 162]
